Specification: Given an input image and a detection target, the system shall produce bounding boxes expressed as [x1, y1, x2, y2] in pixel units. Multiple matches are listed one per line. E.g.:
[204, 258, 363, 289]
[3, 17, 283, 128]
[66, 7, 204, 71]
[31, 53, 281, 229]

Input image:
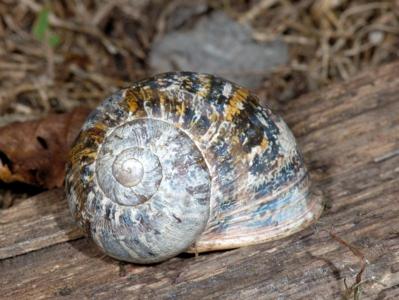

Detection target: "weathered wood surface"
[0, 189, 83, 259]
[1, 62, 399, 299]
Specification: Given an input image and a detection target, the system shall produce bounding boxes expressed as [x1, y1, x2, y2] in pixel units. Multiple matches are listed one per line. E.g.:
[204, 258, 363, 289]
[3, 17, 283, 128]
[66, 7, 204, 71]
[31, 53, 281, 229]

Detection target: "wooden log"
[1, 62, 399, 299]
[0, 189, 83, 259]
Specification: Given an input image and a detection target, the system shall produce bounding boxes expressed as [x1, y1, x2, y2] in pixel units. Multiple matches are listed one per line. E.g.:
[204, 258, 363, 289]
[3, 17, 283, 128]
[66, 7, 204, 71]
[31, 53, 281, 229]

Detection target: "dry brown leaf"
[0, 108, 91, 188]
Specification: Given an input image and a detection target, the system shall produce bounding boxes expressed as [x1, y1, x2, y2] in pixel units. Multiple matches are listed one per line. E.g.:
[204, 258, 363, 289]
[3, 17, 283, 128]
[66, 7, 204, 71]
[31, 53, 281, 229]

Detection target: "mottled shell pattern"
[65, 72, 323, 264]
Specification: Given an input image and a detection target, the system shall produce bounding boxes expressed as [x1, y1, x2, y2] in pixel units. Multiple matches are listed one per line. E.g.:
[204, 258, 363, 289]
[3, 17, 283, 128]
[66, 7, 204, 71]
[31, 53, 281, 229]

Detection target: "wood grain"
[1, 62, 399, 299]
[0, 189, 83, 259]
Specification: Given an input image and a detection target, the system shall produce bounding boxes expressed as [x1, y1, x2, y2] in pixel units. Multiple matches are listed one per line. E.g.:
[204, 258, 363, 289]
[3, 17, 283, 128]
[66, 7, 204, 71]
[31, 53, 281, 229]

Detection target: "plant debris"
[0, 0, 397, 118]
[0, 108, 90, 188]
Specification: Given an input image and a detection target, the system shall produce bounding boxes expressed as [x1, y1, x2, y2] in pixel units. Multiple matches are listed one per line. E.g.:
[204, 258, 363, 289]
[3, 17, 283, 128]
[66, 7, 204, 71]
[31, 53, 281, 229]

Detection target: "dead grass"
[0, 0, 398, 116]
[221, 0, 399, 101]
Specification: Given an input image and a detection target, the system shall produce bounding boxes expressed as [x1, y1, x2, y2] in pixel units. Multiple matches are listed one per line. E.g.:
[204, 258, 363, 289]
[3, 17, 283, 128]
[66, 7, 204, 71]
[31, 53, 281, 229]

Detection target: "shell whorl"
[66, 72, 323, 264]
[68, 118, 211, 263]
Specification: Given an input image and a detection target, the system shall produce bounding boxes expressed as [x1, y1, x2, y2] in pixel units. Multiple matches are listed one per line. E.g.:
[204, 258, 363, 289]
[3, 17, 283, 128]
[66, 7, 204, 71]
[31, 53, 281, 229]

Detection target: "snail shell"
[65, 72, 323, 264]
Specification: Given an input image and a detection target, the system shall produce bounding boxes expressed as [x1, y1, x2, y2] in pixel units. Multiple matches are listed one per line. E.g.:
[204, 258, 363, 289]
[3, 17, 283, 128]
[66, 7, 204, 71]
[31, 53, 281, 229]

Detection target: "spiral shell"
[66, 72, 323, 264]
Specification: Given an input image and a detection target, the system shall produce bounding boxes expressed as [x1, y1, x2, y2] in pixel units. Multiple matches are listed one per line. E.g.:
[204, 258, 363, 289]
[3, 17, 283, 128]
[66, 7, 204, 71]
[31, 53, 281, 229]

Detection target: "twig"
[329, 231, 367, 300]
[239, 0, 279, 23]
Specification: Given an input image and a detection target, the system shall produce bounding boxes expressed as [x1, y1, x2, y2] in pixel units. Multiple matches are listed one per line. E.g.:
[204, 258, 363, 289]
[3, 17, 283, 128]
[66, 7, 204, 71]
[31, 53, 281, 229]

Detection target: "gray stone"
[149, 12, 288, 88]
